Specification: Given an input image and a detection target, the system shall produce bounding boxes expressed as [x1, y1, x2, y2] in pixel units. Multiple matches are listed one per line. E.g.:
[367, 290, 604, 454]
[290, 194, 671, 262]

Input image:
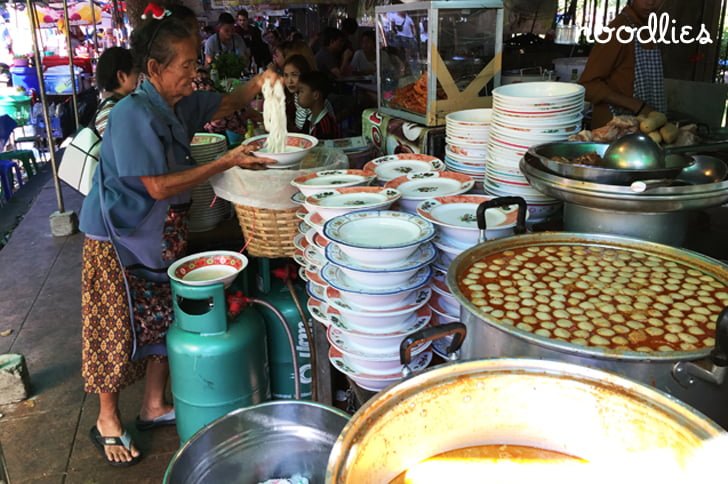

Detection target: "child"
[282, 54, 311, 132]
[297, 71, 341, 140]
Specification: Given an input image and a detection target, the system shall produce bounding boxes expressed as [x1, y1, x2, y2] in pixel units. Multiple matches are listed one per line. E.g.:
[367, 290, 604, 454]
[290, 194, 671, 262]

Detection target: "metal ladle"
[629, 155, 728, 193]
[604, 133, 728, 170]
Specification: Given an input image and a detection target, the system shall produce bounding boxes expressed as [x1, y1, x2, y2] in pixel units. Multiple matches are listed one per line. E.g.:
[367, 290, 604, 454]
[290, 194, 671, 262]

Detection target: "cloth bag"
[58, 125, 101, 195]
[58, 96, 115, 196]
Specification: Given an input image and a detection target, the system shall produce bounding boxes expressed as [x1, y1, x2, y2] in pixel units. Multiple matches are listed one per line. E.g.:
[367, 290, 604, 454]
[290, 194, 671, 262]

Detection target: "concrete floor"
[0, 176, 179, 483]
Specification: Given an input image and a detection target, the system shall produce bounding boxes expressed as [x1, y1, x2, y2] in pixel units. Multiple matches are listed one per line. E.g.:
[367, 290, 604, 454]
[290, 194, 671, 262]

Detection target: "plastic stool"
[0, 159, 23, 201]
[0, 149, 37, 177]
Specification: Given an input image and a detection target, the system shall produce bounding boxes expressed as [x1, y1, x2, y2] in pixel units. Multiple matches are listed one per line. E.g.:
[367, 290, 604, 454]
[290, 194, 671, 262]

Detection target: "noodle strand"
[262, 79, 287, 153]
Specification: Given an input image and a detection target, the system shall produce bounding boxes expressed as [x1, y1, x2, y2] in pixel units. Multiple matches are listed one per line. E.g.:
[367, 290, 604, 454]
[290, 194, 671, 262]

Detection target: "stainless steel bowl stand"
[563, 203, 689, 246]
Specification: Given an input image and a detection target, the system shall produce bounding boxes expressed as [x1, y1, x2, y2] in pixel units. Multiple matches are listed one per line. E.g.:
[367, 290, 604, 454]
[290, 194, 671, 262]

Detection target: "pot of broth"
[326, 358, 724, 483]
[445, 206, 728, 428]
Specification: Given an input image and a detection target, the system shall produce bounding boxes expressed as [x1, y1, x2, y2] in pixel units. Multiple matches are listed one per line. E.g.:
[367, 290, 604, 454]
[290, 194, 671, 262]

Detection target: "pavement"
[0, 171, 179, 483]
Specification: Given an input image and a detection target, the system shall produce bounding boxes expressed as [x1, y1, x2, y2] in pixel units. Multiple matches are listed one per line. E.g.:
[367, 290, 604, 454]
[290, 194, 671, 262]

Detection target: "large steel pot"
[164, 401, 349, 483]
[446, 231, 728, 429]
[326, 358, 724, 483]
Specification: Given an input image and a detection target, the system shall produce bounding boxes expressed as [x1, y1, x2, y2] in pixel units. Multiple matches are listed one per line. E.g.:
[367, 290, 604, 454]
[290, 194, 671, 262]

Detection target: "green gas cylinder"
[253, 262, 312, 400]
[167, 280, 270, 442]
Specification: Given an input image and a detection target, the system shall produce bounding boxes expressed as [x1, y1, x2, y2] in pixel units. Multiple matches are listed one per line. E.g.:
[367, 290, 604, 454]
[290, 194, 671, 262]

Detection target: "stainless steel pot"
[446, 231, 728, 429]
[164, 401, 349, 483]
[326, 358, 724, 483]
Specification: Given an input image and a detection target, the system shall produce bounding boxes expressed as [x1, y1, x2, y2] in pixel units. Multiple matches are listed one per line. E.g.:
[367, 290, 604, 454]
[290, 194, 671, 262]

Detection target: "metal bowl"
[164, 401, 349, 484]
[530, 142, 694, 185]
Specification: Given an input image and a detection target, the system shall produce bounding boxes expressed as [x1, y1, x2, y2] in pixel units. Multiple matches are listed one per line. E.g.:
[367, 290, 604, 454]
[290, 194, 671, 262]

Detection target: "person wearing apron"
[204, 12, 250, 68]
[78, 13, 276, 467]
[579, 0, 667, 129]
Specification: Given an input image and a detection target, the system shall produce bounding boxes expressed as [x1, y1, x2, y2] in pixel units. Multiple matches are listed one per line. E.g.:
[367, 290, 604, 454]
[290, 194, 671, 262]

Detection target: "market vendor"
[579, 0, 668, 129]
[78, 11, 277, 467]
[204, 12, 250, 68]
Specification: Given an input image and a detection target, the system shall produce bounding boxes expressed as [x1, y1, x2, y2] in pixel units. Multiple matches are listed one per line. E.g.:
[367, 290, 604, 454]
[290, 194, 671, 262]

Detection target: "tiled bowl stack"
[289, 169, 379, 279]
[189, 133, 231, 232]
[488, 82, 585, 223]
[304, 210, 438, 392]
[414, 194, 526, 357]
[444, 109, 492, 194]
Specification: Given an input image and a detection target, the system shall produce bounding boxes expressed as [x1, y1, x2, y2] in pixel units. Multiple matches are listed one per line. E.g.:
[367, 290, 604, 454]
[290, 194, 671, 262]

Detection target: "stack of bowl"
[364, 153, 445, 185]
[189, 133, 231, 232]
[414, 194, 527, 357]
[445, 109, 492, 193]
[289, 169, 378, 279]
[488, 82, 585, 222]
[308, 210, 437, 392]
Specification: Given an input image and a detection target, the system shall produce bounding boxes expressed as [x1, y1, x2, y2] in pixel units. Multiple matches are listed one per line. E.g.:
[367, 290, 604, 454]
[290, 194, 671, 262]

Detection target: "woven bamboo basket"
[234, 204, 299, 258]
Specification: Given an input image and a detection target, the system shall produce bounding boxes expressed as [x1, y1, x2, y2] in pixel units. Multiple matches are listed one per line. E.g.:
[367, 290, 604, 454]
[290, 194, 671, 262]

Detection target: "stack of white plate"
[445, 109, 492, 194]
[305, 210, 437, 392]
[488, 82, 585, 222]
[189, 133, 230, 232]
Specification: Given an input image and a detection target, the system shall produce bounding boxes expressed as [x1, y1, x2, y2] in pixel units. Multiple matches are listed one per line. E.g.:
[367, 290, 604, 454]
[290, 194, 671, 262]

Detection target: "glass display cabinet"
[376, 1, 504, 126]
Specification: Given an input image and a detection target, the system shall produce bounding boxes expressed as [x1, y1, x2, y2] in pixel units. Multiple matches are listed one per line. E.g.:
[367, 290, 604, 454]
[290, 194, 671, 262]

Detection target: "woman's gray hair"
[130, 17, 194, 75]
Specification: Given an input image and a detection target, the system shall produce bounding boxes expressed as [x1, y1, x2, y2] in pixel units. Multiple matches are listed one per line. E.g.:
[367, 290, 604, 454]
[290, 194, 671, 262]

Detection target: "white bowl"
[242, 133, 318, 167]
[168, 251, 248, 288]
[324, 242, 436, 290]
[329, 346, 433, 391]
[322, 264, 433, 297]
[323, 211, 435, 267]
[303, 187, 401, 222]
[493, 82, 585, 102]
[291, 169, 376, 197]
[416, 195, 524, 246]
[328, 326, 431, 374]
[446, 108, 493, 127]
[328, 306, 432, 354]
[363, 154, 445, 183]
[328, 289, 432, 333]
[327, 284, 425, 311]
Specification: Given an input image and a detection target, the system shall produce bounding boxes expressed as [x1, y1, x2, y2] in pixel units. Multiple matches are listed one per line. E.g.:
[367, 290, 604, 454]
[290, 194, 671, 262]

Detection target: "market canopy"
[34, 1, 104, 27]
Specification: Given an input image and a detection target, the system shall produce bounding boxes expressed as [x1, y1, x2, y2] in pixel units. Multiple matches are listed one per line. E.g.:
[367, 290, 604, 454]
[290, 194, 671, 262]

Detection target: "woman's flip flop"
[89, 425, 142, 467]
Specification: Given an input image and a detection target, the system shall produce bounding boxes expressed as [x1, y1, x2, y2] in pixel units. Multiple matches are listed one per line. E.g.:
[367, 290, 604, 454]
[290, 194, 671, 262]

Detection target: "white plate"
[430, 270, 452, 296]
[445, 108, 493, 127]
[363, 154, 445, 183]
[430, 292, 459, 318]
[322, 264, 432, 296]
[431, 251, 450, 274]
[385, 171, 475, 201]
[329, 346, 432, 391]
[432, 235, 467, 259]
[291, 169, 376, 197]
[293, 248, 307, 267]
[324, 211, 435, 267]
[328, 326, 431, 375]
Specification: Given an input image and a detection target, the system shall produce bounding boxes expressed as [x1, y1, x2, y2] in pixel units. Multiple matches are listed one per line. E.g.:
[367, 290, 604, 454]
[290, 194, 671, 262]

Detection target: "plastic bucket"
[10, 66, 39, 92]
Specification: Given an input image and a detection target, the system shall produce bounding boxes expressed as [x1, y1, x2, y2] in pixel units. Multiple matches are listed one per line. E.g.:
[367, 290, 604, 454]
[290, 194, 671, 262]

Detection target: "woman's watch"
[634, 101, 647, 116]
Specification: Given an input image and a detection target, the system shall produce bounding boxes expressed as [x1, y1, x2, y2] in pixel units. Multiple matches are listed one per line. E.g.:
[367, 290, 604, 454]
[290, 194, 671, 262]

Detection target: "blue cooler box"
[43, 73, 81, 95]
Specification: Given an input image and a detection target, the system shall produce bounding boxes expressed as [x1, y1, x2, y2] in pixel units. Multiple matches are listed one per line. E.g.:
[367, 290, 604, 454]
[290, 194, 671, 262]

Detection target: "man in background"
[236, 9, 271, 70]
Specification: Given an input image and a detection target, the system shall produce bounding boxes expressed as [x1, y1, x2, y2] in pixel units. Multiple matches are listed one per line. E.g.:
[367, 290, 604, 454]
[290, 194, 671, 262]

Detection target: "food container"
[165, 401, 348, 483]
[327, 358, 724, 482]
[376, 1, 504, 126]
[446, 230, 728, 428]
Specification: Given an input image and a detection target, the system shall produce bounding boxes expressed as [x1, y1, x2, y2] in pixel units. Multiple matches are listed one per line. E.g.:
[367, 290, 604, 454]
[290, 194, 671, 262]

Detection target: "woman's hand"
[222, 144, 277, 170]
[256, 67, 281, 90]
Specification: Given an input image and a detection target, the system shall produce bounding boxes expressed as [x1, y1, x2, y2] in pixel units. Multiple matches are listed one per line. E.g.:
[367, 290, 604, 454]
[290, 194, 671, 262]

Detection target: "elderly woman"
[78, 13, 276, 466]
